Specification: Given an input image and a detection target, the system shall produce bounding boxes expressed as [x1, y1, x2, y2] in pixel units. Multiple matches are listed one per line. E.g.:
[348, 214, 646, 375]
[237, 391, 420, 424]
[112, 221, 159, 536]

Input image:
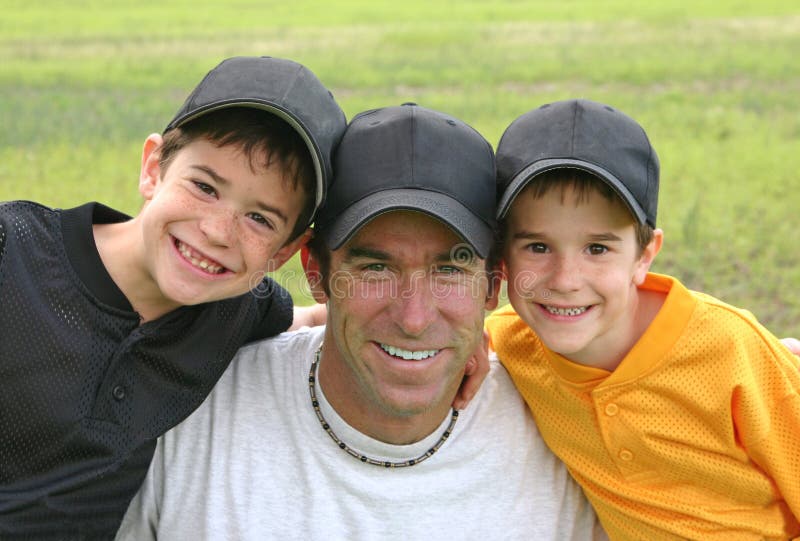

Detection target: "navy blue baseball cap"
[496, 99, 659, 227]
[314, 103, 497, 258]
[165, 56, 347, 221]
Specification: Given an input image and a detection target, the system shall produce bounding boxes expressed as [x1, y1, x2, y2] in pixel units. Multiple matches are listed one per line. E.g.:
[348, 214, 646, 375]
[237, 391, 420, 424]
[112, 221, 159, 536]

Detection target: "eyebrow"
[512, 230, 623, 242]
[191, 165, 289, 224]
[344, 247, 391, 262]
[344, 246, 480, 266]
[434, 249, 479, 266]
[512, 230, 545, 241]
[587, 232, 623, 242]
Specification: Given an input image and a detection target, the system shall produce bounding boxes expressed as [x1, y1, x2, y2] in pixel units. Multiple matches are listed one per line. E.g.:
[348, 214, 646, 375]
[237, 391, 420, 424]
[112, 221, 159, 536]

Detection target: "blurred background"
[2, 0, 798, 335]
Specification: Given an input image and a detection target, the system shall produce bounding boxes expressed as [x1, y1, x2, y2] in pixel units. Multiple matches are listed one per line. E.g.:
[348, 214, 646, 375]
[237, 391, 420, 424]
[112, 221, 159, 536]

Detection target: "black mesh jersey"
[0, 201, 293, 539]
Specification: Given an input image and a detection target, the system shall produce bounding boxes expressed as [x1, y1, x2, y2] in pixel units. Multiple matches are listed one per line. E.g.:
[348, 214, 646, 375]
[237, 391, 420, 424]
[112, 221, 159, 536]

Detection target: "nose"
[394, 272, 437, 337]
[199, 207, 236, 247]
[544, 254, 582, 293]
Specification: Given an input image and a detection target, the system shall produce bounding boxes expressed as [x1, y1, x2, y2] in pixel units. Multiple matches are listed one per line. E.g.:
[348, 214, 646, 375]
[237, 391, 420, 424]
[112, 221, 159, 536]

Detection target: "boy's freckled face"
[137, 139, 306, 308]
[503, 183, 653, 368]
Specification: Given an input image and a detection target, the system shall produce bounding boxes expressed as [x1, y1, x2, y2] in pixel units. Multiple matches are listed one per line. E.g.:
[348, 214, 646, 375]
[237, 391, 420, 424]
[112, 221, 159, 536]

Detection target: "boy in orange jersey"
[485, 99, 800, 540]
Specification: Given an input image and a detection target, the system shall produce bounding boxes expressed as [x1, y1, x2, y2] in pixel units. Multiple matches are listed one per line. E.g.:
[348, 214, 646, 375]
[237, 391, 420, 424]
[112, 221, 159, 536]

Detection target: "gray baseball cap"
[496, 99, 659, 227]
[165, 56, 347, 220]
[314, 103, 497, 258]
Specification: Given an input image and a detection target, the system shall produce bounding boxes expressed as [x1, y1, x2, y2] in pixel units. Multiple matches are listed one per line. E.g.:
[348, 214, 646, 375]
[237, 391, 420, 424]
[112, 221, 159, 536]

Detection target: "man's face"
[314, 211, 496, 440]
[136, 137, 307, 313]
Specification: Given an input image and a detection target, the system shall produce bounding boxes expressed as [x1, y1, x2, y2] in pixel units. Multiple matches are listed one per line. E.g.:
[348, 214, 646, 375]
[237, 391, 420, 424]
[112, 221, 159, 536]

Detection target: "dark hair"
[159, 107, 315, 242]
[500, 169, 654, 254]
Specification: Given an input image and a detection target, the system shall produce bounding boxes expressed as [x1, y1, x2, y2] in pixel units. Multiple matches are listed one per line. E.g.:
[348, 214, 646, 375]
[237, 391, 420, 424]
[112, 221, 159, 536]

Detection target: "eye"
[525, 242, 548, 253]
[359, 263, 392, 283]
[436, 264, 463, 275]
[587, 244, 608, 255]
[192, 181, 217, 197]
[247, 212, 276, 231]
[363, 263, 387, 272]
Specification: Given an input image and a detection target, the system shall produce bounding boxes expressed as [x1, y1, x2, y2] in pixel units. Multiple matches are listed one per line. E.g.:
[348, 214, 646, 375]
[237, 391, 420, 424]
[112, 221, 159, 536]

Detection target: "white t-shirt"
[116, 326, 600, 540]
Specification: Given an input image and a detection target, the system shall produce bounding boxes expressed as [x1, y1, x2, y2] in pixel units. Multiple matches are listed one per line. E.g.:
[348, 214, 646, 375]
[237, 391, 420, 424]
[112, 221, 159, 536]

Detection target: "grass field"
[1, 1, 798, 336]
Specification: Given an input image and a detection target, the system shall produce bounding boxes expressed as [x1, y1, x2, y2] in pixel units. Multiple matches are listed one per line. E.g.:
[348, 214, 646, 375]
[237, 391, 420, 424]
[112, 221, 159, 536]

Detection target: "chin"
[542, 337, 589, 359]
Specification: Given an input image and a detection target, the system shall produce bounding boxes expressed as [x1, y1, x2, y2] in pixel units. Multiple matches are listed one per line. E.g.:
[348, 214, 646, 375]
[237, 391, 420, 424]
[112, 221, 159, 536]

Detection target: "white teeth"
[380, 343, 439, 361]
[177, 241, 224, 274]
[545, 305, 588, 317]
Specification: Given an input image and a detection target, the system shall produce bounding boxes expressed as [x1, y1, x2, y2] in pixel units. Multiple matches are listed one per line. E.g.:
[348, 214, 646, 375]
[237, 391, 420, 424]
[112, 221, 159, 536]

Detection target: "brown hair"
[159, 107, 315, 242]
[502, 169, 654, 254]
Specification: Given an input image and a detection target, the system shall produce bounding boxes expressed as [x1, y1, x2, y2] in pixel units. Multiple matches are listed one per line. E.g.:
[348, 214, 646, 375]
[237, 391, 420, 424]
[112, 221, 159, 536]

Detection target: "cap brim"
[496, 158, 648, 225]
[167, 100, 325, 218]
[322, 189, 495, 259]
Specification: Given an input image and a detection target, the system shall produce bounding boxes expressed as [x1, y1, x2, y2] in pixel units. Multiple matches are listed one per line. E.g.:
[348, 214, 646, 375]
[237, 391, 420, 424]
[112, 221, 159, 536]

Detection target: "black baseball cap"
[164, 56, 347, 220]
[496, 99, 659, 227]
[314, 103, 496, 258]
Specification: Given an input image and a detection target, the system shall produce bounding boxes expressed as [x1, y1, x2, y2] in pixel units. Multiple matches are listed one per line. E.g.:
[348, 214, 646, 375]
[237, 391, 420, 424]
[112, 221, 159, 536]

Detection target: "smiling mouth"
[175, 239, 227, 274]
[380, 343, 439, 361]
[542, 305, 589, 317]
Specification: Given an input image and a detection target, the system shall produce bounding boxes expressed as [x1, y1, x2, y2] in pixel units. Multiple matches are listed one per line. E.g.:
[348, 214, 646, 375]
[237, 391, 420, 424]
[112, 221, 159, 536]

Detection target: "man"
[116, 104, 602, 540]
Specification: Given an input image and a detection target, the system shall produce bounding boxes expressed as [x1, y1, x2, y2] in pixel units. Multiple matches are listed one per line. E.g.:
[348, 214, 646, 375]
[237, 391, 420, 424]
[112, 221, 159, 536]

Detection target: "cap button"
[401, 102, 417, 106]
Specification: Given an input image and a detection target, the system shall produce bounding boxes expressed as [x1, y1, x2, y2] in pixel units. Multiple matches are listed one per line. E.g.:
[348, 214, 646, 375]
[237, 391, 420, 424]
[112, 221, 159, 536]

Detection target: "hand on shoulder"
[781, 337, 800, 356]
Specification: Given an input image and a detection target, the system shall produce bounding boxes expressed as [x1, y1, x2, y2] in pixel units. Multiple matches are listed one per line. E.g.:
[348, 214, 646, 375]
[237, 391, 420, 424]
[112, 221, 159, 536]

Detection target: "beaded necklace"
[308, 346, 459, 468]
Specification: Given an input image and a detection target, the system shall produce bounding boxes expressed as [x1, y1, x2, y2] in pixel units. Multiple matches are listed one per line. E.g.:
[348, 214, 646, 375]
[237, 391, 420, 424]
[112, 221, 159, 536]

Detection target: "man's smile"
[379, 343, 440, 361]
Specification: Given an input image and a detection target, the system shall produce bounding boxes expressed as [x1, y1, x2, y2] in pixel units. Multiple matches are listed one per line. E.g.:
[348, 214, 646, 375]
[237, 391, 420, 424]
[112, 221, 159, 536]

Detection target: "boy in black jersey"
[0, 56, 346, 539]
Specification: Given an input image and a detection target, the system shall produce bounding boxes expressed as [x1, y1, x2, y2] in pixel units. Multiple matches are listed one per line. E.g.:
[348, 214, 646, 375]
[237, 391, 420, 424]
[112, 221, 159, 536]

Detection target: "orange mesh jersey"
[486, 273, 800, 540]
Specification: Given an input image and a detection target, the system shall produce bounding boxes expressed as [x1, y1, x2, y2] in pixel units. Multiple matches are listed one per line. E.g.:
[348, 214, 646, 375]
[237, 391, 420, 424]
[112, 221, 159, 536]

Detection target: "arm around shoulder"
[248, 277, 295, 340]
[290, 303, 327, 330]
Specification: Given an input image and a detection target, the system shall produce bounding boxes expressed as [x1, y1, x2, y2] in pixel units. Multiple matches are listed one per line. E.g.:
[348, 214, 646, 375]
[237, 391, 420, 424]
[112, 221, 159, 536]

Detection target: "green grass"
[2, 1, 799, 336]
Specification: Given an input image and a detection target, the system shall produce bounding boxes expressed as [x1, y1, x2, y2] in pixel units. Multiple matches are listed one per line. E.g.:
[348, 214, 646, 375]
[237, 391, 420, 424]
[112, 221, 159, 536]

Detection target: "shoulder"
[466, 354, 533, 426]
[670, 286, 799, 372]
[0, 201, 61, 260]
[0, 200, 57, 223]
[197, 278, 294, 345]
[691, 289, 759, 324]
[234, 325, 325, 363]
[690, 289, 780, 344]
[237, 277, 295, 341]
[208, 326, 325, 396]
[645, 274, 783, 355]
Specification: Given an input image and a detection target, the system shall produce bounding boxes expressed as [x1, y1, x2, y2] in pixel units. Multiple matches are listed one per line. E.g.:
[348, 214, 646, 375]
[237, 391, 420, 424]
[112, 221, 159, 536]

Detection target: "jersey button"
[112, 385, 126, 401]
[619, 448, 634, 461]
[604, 403, 619, 416]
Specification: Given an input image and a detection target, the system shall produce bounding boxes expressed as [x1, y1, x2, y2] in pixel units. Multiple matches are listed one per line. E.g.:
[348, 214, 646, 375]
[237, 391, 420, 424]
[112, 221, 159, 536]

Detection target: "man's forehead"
[346, 210, 465, 242]
[336, 210, 480, 262]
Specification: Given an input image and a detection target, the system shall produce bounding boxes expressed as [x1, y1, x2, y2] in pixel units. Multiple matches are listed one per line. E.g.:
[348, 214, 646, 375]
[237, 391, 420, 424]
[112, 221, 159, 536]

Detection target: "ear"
[633, 228, 663, 285]
[303, 247, 329, 304]
[266, 228, 312, 272]
[484, 266, 502, 311]
[139, 133, 164, 200]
